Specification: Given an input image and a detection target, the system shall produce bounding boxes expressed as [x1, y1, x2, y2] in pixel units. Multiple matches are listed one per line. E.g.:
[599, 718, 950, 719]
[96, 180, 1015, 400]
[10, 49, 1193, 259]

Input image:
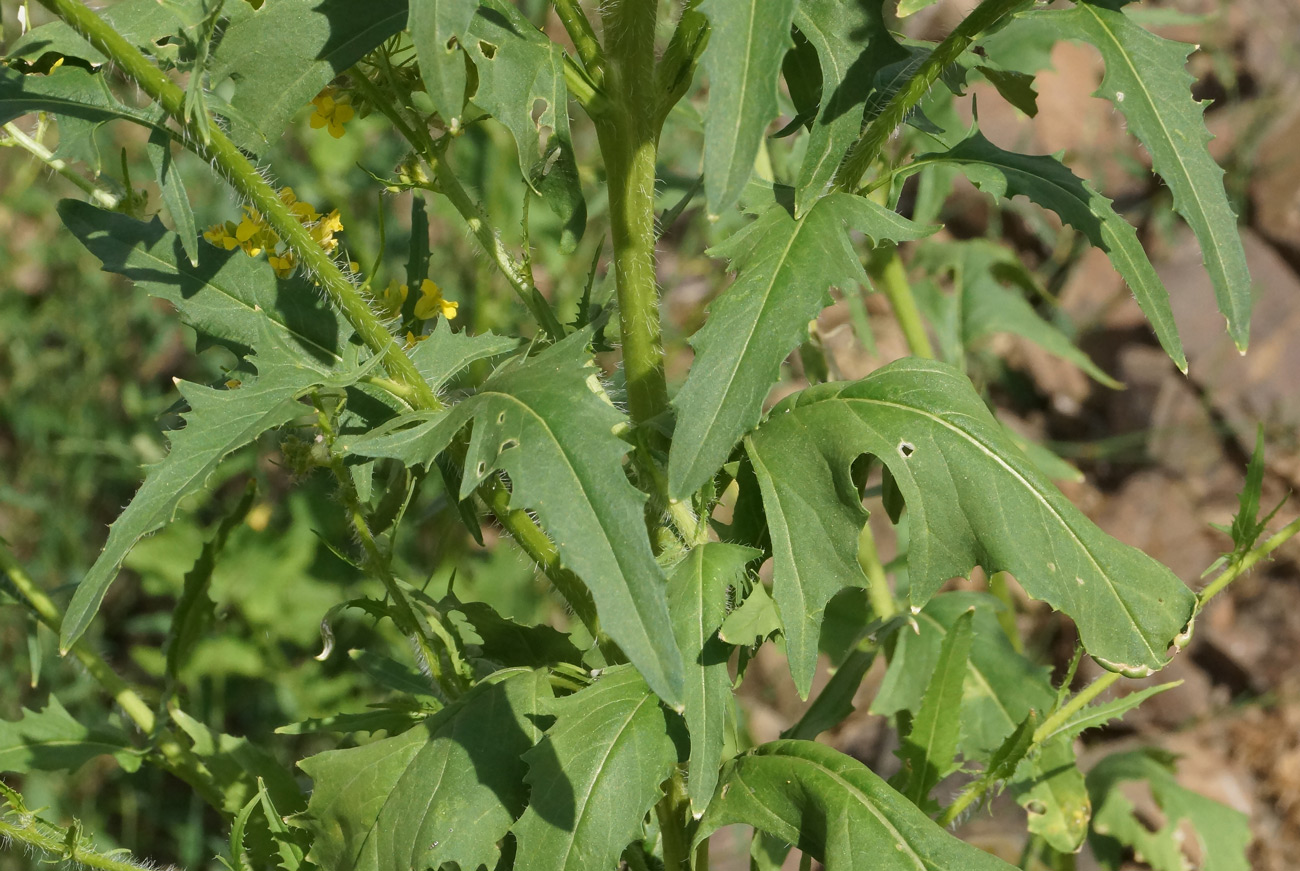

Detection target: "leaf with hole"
[745, 359, 1197, 696]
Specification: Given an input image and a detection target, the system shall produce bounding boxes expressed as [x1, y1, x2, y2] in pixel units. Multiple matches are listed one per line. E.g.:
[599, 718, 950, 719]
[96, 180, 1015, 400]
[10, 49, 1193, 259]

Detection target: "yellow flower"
[235, 206, 278, 256]
[404, 330, 429, 348]
[203, 221, 240, 250]
[379, 280, 408, 317]
[309, 89, 354, 138]
[414, 278, 458, 321]
[311, 209, 343, 254]
[279, 186, 319, 223]
[269, 250, 297, 279]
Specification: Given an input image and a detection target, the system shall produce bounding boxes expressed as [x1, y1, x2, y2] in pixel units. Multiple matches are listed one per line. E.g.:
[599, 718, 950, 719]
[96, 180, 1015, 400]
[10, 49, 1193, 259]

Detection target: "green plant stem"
[317, 406, 469, 697]
[0, 543, 229, 814]
[988, 571, 1025, 654]
[833, 0, 1028, 192]
[857, 522, 897, 619]
[654, 770, 692, 871]
[36, 0, 440, 414]
[595, 0, 669, 432]
[871, 245, 934, 359]
[0, 816, 156, 871]
[1, 121, 120, 208]
[553, 0, 606, 82]
[348, 70, 566, 342]
[33, 1, 597, 639]
[1198, 514, 1300, 606]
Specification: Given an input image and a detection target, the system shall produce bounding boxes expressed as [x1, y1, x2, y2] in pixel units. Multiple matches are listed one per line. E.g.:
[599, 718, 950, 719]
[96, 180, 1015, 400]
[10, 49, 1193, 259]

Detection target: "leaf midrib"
[838, 394, 1161, 664]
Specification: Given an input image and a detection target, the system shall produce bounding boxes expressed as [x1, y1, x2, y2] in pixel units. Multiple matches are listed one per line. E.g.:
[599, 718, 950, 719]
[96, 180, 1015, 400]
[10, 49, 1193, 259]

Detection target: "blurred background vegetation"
[3, 0, 1300, 868]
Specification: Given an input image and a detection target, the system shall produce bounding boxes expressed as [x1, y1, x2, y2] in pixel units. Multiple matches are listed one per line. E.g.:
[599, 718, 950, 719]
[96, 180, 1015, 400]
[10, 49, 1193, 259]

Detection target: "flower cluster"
[374, 278, 459, 345]
[202, 187, 343, 279]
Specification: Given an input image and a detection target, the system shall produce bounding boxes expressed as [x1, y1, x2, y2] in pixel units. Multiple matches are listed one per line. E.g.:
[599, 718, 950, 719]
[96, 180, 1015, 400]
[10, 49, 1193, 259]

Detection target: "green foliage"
[0, 0, 1279, 869]
[696, 740, 1016, 870]
[1087, 749, 1251, 871]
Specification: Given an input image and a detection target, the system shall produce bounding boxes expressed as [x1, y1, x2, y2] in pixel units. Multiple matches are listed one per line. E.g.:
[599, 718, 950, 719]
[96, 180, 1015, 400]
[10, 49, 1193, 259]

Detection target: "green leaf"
[911, 237, 1121, 387]
[976, 66, 1038, 117]
[782, 646, 876, 741]
[146, 130, 199, 268]
[791, 0, 907, 217]
[209, 0, 408, 154]
[897, 0, 942, 16]
[512, 665, 679, 871]
[698, 0, 798, 215]
[443, 593, 585, 670]
[896, 608, 974, 809]
[301, 669, 551, 871]
[1087, 749, 1250, 871]
[408, 318, 520, 392]
[667, 542, 760, 813]
[718, 577, 780, 648]
[0, 698, 138, 774]
[164, 483, 256, 683]
[0, 65, 171, 169]
[906, 128, 1185, 370]
[59, 200, 353, 366]
[669, 189, 930, 499]
[168, 706, 305, 817]
[1013, 4, 1252, 351]
[1039, 681, 1180, 745]
[746, 360, 1196, 695]
[463, 0, 586, 251]
[1011, 735, 1089, 853]
[347, 649, 440, 700]
[454, 331, 683, 705]
[62, 344, 349, 653]
[409, 0, 477, 124]
[695, 740, 1016, 870]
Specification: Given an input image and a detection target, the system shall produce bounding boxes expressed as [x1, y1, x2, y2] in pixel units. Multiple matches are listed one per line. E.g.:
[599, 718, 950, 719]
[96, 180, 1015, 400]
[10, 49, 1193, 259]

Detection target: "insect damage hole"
[478, 40, 497, 59]
[500, 438, 519, 452]
[898, 441, 915, 458]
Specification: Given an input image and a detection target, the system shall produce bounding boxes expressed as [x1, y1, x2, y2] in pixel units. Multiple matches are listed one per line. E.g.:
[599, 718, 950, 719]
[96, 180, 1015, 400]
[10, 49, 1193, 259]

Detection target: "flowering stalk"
[35, 0, 441, 413]
[33, 0, 599, 634]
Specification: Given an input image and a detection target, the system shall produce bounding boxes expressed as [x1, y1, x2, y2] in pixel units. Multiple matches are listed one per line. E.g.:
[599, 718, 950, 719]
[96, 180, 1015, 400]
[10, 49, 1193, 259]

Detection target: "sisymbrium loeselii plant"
[0, 0, 1295, 869]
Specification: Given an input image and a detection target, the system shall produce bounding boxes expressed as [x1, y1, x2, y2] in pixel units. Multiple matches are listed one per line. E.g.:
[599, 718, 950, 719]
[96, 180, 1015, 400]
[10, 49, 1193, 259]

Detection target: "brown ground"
[675, 2, 1300, 868]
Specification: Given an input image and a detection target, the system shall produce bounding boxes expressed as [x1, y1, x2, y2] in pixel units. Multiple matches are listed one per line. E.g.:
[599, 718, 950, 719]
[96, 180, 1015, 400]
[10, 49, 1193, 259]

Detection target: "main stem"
[596, 0, 669, 432]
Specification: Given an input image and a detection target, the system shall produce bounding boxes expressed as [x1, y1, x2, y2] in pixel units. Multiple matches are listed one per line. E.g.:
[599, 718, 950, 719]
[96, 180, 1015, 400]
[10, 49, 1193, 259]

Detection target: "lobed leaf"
[746, 359, 1196, 695]
[210, 0, 408, 153]
[1011, 735, 1089, 853]
[512, 665, 679, 871]
[669, 188, 930, 499]
[1006, 4, 1252, 351]
[905, 129, 1185, 370]
[463, 0, 586, 251]
[446, 331, 683, 705]
[695, 740, 1016, 870]
[409, 0, 478, 125]
[698, 0, 798, 216]
[1087, 749, 1250, 871]
[301, 669, 551, 871]
[0, 698, 139, 774]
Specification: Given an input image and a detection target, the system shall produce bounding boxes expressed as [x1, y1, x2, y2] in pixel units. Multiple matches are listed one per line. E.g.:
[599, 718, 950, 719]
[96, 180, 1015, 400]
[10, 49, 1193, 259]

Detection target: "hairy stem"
[833, 0, 1028, 192]
[0, 814, 164, 871]
[1198, 515, 1300, 607]
[553, 0, 606, 82]
[596, 0, 669, 432]
[36, 0, 441, 412]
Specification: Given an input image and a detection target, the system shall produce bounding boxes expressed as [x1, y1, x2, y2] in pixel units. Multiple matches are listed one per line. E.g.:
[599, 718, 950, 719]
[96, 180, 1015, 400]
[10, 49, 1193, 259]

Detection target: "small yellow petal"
[440, 298, 459, 320]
